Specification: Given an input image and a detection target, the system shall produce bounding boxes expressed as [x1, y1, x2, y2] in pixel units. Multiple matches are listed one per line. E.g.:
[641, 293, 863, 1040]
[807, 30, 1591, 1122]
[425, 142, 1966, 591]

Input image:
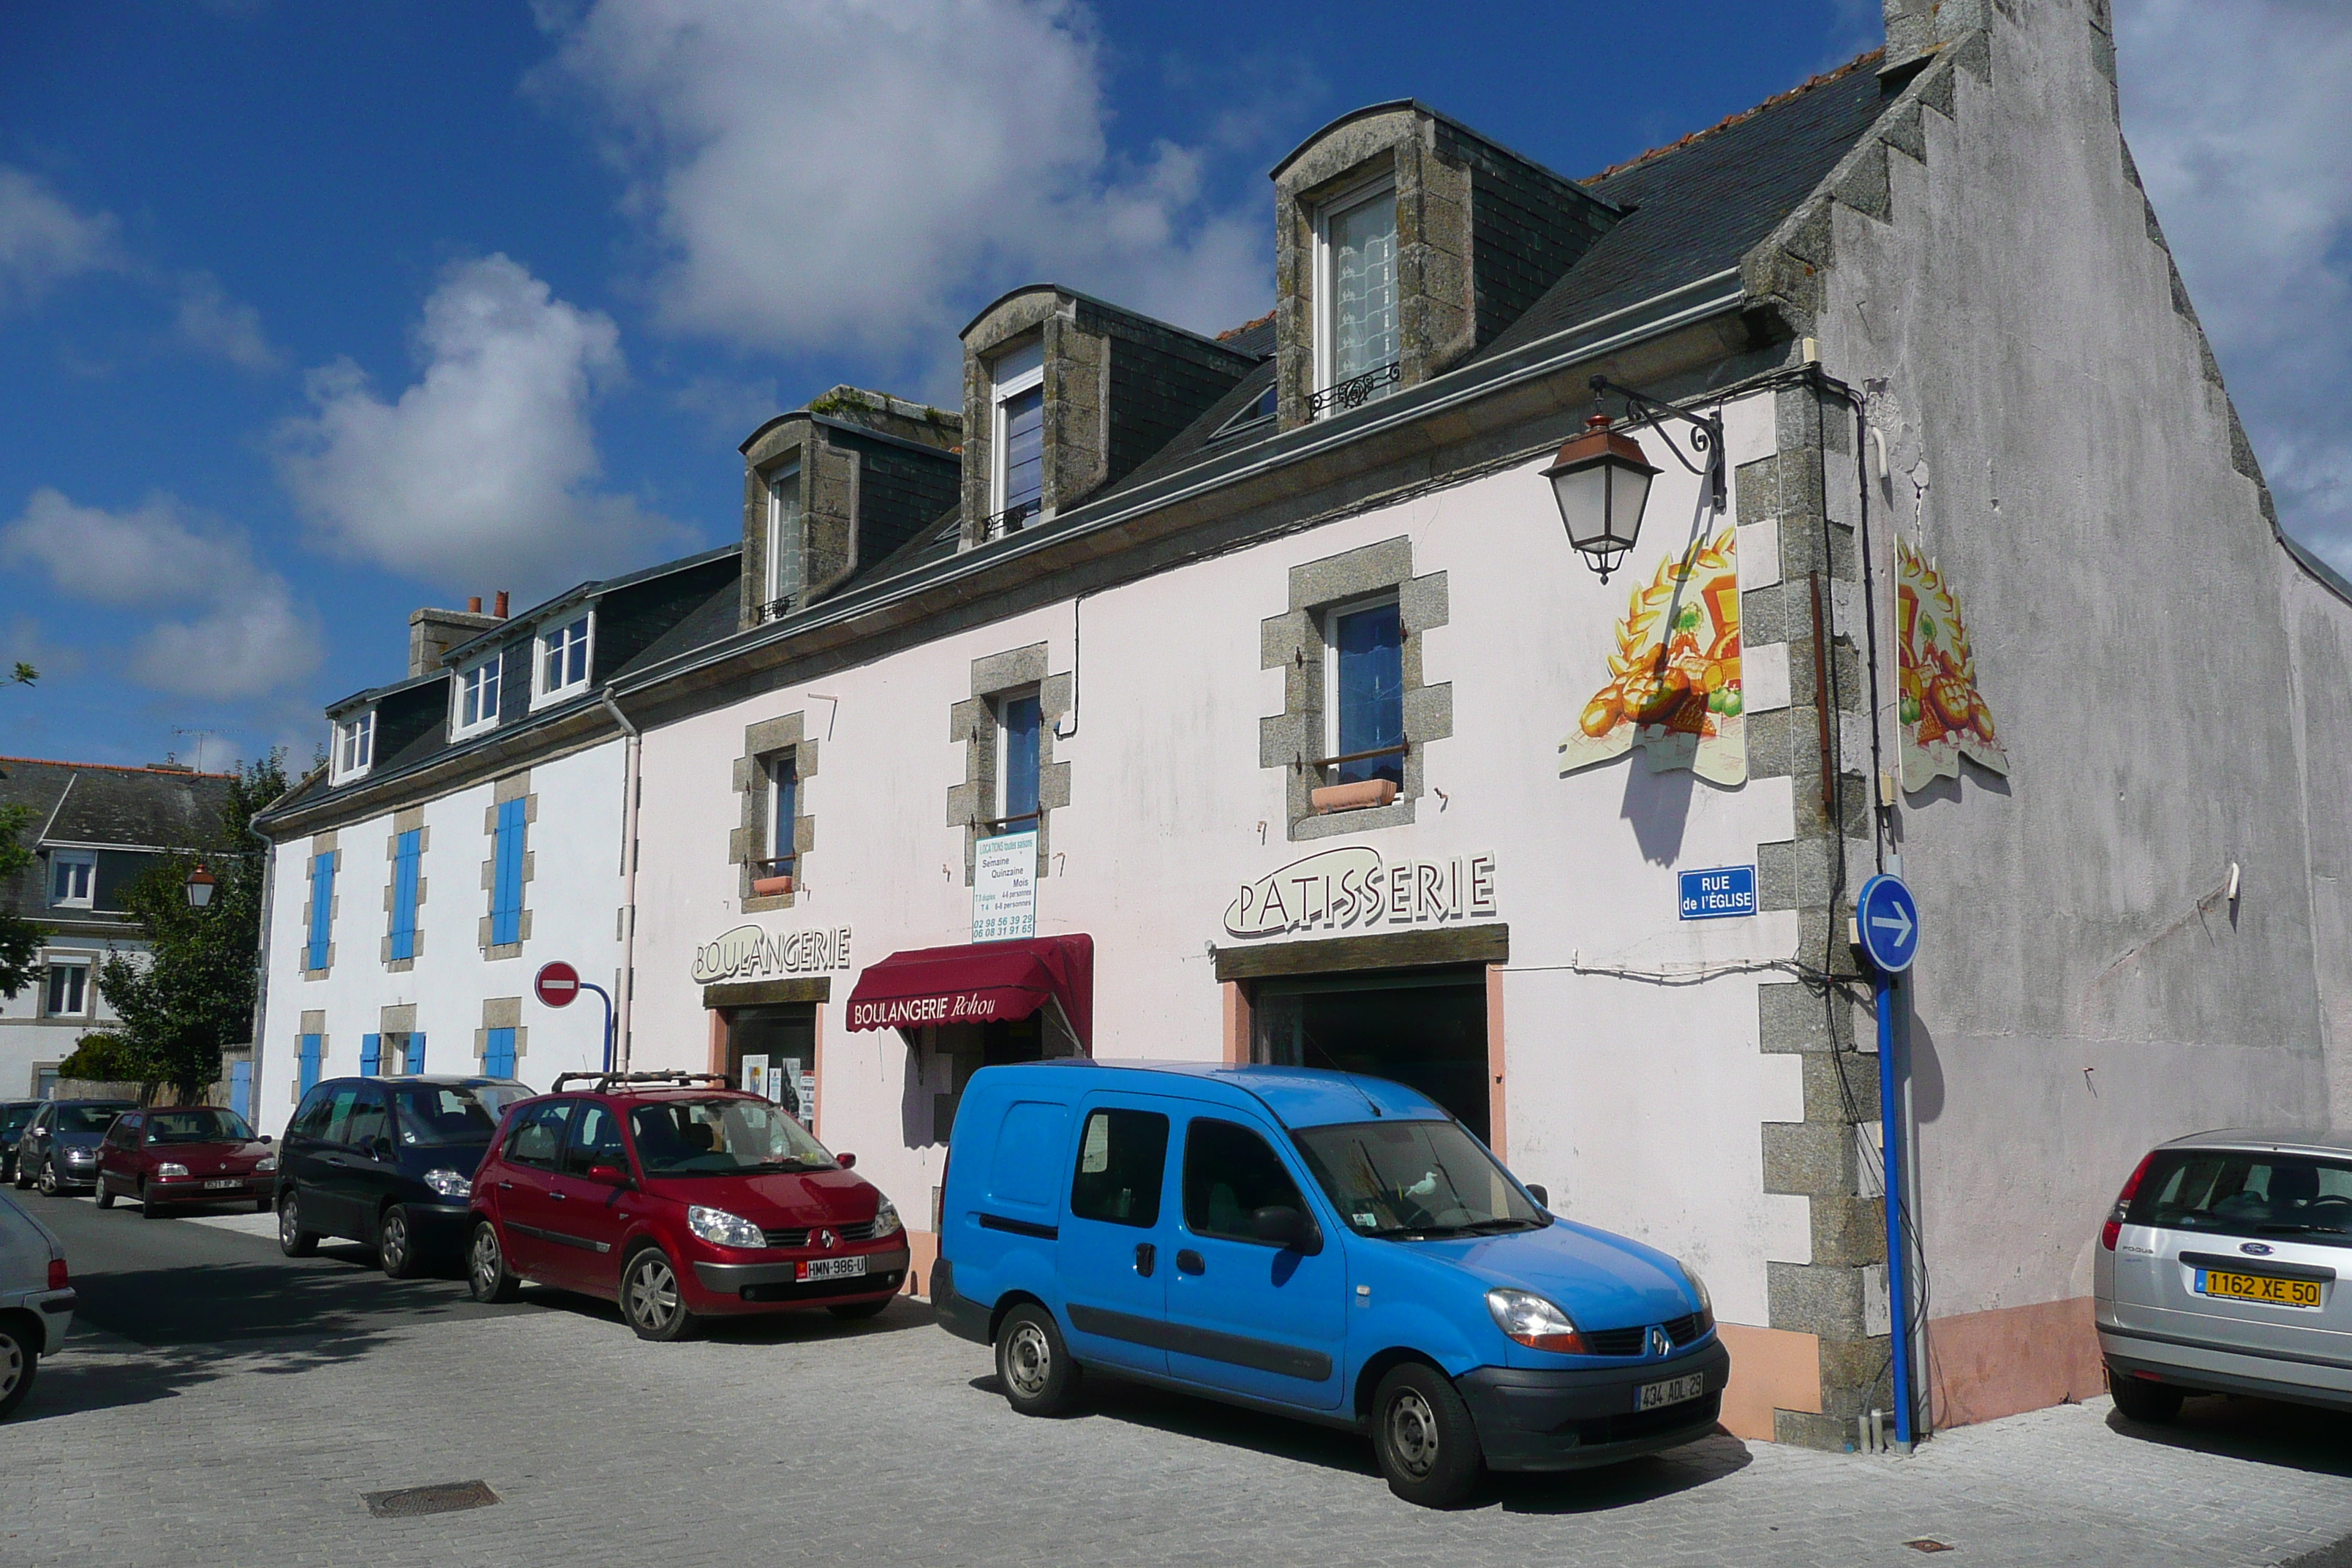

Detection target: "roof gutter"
[615, 269, 1745, 701]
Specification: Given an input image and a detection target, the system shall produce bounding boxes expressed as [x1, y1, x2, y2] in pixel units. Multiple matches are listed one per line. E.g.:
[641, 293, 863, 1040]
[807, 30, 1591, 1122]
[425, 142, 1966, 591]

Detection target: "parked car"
[13, 1101, 136, 1196]
[465, 1071, 908, 1341]
[0, 1186, 75, 1420]
[94, 1106, 277, 1218]
[933, 1062, 1727, 1508]
[0, 1102, 41, 1185]
[2097, 1128, 2352, 1422]
[275, 1076, 533, 1277]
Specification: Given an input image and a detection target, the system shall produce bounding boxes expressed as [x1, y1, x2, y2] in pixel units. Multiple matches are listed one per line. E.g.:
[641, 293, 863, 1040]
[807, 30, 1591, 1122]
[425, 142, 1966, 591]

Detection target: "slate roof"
[0, 758, 235, 851]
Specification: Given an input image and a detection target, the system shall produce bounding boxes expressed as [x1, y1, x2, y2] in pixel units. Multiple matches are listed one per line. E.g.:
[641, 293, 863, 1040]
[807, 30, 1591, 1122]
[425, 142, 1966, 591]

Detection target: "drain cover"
[362, 1480, 502, 1518]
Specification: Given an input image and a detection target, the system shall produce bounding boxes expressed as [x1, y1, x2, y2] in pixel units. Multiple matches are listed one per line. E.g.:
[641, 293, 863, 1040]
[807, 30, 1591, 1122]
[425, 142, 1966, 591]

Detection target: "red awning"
[843, 934, 1093, 1046]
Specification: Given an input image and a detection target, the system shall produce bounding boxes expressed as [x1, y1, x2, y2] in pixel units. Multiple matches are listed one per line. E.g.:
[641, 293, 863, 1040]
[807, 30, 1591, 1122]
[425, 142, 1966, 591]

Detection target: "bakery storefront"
[1214, 846, 1509, 1150]
[691, 921, 856, 1130]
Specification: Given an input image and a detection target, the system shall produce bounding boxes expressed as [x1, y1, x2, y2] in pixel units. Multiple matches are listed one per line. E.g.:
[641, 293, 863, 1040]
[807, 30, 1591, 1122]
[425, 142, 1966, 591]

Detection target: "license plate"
[203, 1178, 244, 1190]
[2196, 1269, 2322, 1308]
[1636, 1371, 1707, 1411]
[797, 1256, 868, 1283]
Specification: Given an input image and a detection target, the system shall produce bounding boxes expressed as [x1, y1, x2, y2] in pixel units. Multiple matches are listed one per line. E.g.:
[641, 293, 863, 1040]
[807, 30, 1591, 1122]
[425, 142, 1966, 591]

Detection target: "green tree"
[0, 802, 44, 998]
[97, 752, 289, 1100]
[56, 1031, 138, 1082]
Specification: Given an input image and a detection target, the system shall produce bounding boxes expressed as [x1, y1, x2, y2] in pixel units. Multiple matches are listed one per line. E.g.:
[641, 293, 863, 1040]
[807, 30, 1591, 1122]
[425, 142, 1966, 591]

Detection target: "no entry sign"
[535, 960, 582, 1009]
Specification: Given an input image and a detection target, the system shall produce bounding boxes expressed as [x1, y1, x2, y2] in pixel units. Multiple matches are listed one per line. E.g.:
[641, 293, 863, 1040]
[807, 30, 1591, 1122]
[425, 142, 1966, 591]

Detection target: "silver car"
[2095, 1129, 2351, 1422]
[1, 1186, 76, 1419]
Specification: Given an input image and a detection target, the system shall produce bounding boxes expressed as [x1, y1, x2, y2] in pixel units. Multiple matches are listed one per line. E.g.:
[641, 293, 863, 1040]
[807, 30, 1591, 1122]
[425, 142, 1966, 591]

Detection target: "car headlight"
[66, 1146, 97, 1161]
[1681, 1264, 1714, 1326]
[1485, 1287, 1589, 1353]
[688, 1205, 765, 1248]
[423, 1168, 471, 1199]
[869, 1195, 902, 1238]
[255, 1155, 278, 1174]
[157, 1162, 190, 1178]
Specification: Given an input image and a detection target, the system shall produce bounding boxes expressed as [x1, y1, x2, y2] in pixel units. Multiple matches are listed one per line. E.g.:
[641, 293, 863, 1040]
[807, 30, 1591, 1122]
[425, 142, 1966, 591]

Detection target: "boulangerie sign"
[1222, 847, 1497, 939]
[691, 923, 853, 984]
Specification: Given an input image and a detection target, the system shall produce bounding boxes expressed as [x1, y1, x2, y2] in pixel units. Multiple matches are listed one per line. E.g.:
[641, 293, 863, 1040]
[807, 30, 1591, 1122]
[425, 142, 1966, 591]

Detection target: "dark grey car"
[2096, 1128, 2352, 1422]
[0, 1103, 40, 1185]
[13, 1101, 137, 1196]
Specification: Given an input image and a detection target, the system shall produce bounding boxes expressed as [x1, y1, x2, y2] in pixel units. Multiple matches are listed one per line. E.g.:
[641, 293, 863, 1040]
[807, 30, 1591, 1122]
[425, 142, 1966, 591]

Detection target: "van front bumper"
[1458, 1338, 1731, 1471]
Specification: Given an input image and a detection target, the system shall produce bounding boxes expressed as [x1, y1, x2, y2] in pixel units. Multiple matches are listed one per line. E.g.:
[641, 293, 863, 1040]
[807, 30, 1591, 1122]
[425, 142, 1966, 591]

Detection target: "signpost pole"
[578, 982, 615, 1074]
[1876, 967, 1915, 1451]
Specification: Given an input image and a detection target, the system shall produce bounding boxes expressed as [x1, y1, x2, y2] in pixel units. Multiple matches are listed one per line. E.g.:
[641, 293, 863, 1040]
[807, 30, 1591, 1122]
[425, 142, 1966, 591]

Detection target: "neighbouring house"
[251, 0, 2352, 1450]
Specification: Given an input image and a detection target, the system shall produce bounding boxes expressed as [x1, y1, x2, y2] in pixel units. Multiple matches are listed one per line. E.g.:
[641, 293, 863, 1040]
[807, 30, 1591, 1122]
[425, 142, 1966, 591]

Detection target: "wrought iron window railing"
[986, 497, 1043, 540]
[756, 593, 800, 625]
[1309, 360, 1402, 418]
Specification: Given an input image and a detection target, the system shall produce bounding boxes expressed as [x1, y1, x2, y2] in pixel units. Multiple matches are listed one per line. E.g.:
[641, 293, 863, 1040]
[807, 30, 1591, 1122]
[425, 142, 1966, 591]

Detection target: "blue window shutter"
[391, 829, 421, 961]
[411, 1033, 424, 1073]
[360, 1033, 380, 1077]
[486, 1026, 516, 1078]
[306, 852, 336, 970]
[492, 798, 526, 946]
[298, 1033, 323, 1094]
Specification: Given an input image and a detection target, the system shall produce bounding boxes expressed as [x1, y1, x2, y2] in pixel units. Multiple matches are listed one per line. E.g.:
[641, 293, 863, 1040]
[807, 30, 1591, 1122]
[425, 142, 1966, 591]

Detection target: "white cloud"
[532, 0, 1269, 359]
[0, 165, 125, 310]
[274, 252, 679, 594]
[0, 489, 322, 700]
[174, 271, 281, 371]
[2117, 0, 2352, 568]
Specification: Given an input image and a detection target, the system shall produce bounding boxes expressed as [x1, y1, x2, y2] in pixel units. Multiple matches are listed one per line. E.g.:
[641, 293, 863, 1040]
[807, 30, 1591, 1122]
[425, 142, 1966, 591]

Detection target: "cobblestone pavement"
[8, 1194, 2352, 1568]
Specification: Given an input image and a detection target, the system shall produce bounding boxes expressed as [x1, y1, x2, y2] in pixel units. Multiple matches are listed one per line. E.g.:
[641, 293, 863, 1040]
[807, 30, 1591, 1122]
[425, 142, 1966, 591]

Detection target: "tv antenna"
[173, 728, 216, 773]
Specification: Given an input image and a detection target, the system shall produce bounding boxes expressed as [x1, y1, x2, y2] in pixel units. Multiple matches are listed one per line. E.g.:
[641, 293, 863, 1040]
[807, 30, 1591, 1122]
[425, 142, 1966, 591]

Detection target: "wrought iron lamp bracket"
[1588, 374, 1727, 512]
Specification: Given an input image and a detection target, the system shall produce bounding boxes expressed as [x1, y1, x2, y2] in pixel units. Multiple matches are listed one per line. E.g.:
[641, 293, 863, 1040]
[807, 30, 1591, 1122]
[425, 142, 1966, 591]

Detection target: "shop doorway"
[1251, 966, 1490, 1143]
[725, 1003, 817, 1126]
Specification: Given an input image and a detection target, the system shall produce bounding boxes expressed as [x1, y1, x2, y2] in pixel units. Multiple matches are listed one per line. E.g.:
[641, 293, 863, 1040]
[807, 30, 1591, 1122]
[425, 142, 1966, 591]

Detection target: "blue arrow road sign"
[1856, 873, 1919, 973]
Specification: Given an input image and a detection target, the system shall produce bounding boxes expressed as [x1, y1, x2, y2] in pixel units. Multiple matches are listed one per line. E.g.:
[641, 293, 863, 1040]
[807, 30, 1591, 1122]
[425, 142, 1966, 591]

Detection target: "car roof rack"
[549, 1070, 735, 1094]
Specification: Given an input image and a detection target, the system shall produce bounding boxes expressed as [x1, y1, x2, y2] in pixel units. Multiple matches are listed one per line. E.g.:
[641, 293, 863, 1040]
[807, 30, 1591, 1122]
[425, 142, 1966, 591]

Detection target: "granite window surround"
[1260, 535, 1452, 841]
[382, 808, 428, 970]
[478, 772, 535, 960]
[300, 832, 340, 979]
[946, 644, 1072, 883]
[294, 1011, 326, 1099]
[475, 996, 526, 1074]
[730, 710, 818, 913]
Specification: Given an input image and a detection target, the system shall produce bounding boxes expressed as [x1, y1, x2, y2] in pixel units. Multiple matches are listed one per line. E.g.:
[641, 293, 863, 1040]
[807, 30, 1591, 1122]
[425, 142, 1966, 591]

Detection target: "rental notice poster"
[973, 829, 1039, 942]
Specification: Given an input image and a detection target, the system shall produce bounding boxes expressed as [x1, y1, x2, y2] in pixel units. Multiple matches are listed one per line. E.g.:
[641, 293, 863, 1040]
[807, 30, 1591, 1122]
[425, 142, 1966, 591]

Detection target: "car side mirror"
[1253, 1204, 1319, 1254]
[835, 1153, 856, 1169]
[587, 1163, 630, 1186]
[260, 1134, 274, 1145]
[1526, 1183, 1550, 1208]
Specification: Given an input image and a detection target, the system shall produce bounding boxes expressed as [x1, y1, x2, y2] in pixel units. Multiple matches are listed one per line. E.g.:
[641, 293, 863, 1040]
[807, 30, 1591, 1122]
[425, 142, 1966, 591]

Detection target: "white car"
[0, 1186, 75, 1419]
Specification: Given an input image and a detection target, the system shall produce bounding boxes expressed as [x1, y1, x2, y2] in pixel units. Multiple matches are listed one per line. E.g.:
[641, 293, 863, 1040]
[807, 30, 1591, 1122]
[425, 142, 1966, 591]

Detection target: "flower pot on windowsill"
[750, 873, 794, 897]
[1311, 779, 1399, 814]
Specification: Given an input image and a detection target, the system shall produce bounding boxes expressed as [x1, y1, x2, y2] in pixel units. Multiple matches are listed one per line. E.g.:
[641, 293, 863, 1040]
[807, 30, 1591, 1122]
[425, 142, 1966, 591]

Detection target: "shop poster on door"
[1896, 536, 2006, 792]
[1560, 524, 1745, 786]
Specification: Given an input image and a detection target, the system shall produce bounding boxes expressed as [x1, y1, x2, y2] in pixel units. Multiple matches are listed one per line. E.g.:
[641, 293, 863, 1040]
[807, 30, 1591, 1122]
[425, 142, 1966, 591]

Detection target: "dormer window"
[454, 654, 501, 739]
[48, 850, 97, 909]
[765, 464, 804, 617]
[1313, 180, 1400, 418]
[989, 339, 1045, 537]
[536, 615, 591, 704]
[333, 710, 374, 781]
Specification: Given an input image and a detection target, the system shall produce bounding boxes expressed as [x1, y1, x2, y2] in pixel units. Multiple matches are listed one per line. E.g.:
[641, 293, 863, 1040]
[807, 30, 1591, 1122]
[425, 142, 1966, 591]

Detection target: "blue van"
[933, 1061, 1729, 1506]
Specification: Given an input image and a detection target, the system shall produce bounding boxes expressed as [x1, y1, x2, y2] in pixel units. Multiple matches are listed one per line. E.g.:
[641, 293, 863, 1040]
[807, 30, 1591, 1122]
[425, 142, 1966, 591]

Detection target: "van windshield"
[1292, 1120, 1544, 1239]
[628, 1098, 835, 1177]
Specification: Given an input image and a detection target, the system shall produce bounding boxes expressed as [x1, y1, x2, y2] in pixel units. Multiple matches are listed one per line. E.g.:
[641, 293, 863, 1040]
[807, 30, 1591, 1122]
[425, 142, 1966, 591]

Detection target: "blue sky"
[2, 1, 2346, 774]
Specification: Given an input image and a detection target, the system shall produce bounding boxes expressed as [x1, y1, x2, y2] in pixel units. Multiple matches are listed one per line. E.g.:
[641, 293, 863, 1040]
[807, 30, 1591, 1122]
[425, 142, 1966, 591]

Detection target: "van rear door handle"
[1134, 1243, 1156, 1277]
[1175, 1249, 1205, 1275]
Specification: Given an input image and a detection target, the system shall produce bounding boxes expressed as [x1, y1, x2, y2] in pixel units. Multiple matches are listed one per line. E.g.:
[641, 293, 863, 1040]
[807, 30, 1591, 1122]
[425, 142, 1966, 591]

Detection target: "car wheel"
[277, 1189, 320, 1257]
[139, 1180, 166, 1219]
[2108, 1364, 2185, 1424]
[995, 1303, 1082, 1417]
[35, 1160, 58, 1197]
[467, 1221, 522, 1304]
[0, 1320, 37, 1421]
[1371, 1362, 1485, 1509]
[378, 1205, 420, 1279]
[621, 1246, 700, 1343]
[93, 1175, 114, 1210]
[826, 1297, 892, 1322]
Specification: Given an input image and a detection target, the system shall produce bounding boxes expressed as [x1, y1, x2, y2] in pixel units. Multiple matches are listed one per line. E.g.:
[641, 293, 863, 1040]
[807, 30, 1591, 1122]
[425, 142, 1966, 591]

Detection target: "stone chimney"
[1882, 0, 1989, 75]
[409, 600, 506, 677]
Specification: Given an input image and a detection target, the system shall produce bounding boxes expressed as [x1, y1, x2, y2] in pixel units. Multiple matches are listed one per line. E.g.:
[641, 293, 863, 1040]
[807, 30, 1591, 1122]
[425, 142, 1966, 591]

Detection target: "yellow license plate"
[2197, 1270, 2322, 1308]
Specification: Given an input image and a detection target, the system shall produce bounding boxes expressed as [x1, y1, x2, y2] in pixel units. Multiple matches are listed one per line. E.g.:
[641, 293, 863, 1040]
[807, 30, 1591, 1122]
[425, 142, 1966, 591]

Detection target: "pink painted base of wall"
[904, 1228, 939, 1299]
[1716, 1322, 1822, 1441]
[1926, 1295, 2103, 1428]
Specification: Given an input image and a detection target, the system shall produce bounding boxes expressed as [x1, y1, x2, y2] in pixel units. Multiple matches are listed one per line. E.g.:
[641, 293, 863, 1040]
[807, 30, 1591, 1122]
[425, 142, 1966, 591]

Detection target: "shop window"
[1324, 597, 1405, 788]
[1253, 968, 1489, 1142]
[1069, 1109, 1169, 1228]
[1182, 1118, 1309, 1245]
[48, 850, 96, 909]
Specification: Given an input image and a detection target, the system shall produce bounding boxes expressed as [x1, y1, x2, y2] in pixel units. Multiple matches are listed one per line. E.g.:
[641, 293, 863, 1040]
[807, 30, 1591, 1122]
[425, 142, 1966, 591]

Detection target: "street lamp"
[1545, 374, 1725, 582]
[185, 863, 216, 909]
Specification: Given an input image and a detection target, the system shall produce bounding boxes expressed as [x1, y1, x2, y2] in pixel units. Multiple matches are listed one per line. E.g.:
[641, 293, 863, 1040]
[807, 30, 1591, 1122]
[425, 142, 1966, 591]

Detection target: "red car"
[94, 1107, 276, 1217]
[466, 1072, 909, 1341]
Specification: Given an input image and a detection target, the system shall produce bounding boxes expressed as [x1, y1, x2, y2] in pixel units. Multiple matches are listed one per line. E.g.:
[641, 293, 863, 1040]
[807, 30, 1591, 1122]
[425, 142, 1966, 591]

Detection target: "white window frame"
[453, 654, 502, 740]
[332, 709, 375, 783]
[532, 614, 595, 707]
[1311, 174, 1399, 403]
[1322, 592, 1403, 766]
[990, 339, 1046, 529]
[766, 752, 799, 872]
[765, 463, 804, 611]
[993, 684, 1044, 828]
[48, 849, 97, 910]
[42, 953, 94, 1019]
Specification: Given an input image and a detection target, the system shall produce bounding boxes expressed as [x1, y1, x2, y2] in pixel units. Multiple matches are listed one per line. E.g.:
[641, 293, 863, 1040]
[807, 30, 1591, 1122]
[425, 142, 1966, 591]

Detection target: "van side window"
[290, 1086, 334, 1140]
[1069, 1109, 1169, 1227]
[506, 1101, 575, 1170]
[1182, 1118, 1308, 1245]
[320, 1085, 364, 1146]
[343, 1089, 391, 1153]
